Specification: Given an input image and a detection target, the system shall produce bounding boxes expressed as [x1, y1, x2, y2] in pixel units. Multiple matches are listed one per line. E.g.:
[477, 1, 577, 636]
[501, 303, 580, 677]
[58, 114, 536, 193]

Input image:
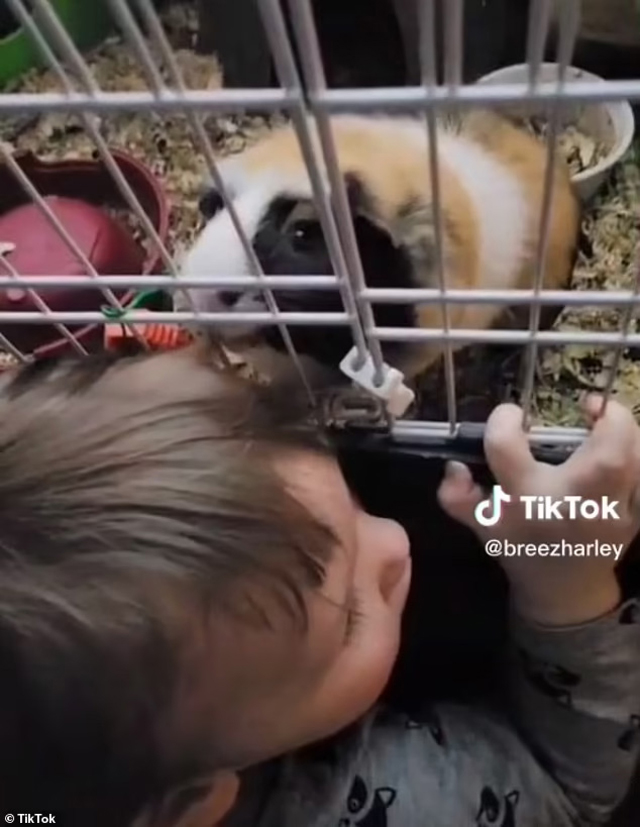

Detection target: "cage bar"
[391, 419, 592, 445]
[0, 0, 636, 448]
[4, 0, 150, 350]
[2, 76, 640, 118]
[0, 277, 638, 310]
[0, 310, 635, 351]
[526, 0, 553, 87]
[27, 0, 181, 279]
[102, 0, 227, 363]
[419, 0, 458, 432]
[284, 0, 391, 386]
[259, 0, 379, 381]
[0, 243, 86, 355]
[519, 0, 581, 428]
[118, 0, 324, 397]
[596, 256, 640, 414]
[443, 0, 464, 89]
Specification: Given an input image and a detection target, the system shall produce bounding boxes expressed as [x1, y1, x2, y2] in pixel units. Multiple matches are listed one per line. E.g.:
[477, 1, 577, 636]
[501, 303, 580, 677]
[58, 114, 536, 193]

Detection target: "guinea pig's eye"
[291, 219, 323, 247]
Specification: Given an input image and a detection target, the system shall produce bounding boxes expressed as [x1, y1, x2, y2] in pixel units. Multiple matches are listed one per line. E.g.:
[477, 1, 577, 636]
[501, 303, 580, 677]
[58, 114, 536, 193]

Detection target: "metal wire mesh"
[0, 0, 638, 448]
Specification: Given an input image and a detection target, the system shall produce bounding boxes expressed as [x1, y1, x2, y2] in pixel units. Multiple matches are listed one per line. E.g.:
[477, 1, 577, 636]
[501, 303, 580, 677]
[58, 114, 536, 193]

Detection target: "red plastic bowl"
[0, 150, 169, 359]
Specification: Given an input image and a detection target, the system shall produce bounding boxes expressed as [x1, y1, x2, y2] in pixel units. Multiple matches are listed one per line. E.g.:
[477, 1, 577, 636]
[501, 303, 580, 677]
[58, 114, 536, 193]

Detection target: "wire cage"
[0, 0, 639, 452]
[2, 3, 640, 822]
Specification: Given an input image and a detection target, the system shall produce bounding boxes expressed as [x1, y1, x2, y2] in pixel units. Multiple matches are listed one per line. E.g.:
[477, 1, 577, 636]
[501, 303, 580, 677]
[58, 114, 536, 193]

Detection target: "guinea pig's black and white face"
[177, 161, 416, 371]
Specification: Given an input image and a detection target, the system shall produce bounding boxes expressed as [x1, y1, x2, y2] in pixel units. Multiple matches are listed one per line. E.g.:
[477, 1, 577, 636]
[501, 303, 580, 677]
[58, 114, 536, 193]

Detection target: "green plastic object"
[100, 288, 170, 320]
[0, 0, 114, 89]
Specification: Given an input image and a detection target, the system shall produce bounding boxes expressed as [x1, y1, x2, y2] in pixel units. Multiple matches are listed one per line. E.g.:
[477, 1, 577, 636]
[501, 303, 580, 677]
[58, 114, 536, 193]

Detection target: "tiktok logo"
[474, 485, 512, 527]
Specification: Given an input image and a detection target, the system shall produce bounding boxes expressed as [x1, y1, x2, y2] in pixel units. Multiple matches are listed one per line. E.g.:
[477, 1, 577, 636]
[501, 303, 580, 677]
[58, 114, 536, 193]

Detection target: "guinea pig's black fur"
[200, 173, 420, 371]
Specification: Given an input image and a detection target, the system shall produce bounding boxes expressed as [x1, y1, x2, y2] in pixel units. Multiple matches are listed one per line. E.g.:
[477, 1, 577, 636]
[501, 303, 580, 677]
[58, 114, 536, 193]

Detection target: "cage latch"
[339, 346, 415, 419]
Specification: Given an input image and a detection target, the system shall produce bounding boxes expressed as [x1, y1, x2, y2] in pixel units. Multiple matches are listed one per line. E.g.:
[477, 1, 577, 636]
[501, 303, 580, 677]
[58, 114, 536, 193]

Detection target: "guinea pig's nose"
[219, 291, 239, 308]
[198, 189, 224, 219]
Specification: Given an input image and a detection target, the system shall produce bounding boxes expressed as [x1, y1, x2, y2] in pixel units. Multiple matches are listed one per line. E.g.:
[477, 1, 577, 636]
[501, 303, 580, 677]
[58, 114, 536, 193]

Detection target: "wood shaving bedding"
[514, 115, 610, 175]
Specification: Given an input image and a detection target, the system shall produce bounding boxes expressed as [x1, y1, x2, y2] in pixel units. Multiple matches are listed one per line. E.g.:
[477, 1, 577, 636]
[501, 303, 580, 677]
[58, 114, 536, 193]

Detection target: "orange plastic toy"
[104, 309, 193, 352]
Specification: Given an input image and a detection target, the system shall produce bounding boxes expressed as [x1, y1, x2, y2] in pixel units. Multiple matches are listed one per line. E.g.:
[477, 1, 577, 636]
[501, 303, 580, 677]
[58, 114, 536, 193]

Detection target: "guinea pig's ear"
[344, 172, 371, 219]
[344, 172, 397, 244]
[198, 188, 224, 220]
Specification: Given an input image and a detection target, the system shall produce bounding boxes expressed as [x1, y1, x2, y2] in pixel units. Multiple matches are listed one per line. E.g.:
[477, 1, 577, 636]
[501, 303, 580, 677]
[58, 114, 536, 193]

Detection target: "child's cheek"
[314, 604, 405, 737]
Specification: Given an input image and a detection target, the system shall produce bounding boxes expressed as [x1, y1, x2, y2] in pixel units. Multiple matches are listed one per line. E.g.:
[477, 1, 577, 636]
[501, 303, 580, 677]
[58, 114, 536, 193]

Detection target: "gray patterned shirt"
[224, 596, 640, 827]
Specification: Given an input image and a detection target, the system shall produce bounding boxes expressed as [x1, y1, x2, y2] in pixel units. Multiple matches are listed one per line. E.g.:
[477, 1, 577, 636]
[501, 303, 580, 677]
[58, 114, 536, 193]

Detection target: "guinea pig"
[176, 111, 582, 383]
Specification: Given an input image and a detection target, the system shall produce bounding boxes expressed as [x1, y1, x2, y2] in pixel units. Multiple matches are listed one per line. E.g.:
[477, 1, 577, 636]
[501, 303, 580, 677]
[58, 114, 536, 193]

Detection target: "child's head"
[0, 348, 410, 826]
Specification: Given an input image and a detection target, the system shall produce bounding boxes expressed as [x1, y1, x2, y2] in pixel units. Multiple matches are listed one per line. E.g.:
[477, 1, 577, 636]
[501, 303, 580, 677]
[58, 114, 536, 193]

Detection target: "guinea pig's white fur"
[178, 111, 581, 381]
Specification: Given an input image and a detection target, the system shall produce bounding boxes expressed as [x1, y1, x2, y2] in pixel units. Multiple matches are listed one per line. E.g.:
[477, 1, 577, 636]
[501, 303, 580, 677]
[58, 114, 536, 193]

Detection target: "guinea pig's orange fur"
[183, 112, 581, 381]
[227, 111, 581, 378]
[455, 109, 580, 309]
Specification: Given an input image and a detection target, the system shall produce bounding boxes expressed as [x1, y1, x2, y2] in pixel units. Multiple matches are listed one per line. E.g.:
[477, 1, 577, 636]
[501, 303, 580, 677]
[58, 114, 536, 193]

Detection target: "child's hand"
[437, 394, 640, 626]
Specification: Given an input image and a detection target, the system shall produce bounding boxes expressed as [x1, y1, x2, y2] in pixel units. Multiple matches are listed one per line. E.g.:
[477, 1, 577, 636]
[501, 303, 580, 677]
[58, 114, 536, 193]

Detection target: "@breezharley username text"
[484, 539, 624, 560]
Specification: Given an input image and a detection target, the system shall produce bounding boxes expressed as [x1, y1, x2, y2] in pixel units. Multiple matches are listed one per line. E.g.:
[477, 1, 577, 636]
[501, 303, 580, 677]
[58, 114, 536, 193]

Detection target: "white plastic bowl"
[475, 63, 635, 202]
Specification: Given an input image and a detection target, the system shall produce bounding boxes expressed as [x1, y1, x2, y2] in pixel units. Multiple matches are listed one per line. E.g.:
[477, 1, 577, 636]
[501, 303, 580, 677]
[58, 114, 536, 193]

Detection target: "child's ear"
[172, 772, 240, 827]
[139, 771, 240, 827]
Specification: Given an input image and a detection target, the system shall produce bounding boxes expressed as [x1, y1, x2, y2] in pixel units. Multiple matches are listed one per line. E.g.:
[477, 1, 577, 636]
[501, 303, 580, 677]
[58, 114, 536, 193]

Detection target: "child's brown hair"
[0, 347, 336, 826]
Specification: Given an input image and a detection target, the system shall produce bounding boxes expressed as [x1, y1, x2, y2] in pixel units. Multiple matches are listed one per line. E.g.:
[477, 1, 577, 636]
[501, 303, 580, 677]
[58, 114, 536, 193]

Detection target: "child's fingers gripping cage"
[0, 0, 638, 454]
